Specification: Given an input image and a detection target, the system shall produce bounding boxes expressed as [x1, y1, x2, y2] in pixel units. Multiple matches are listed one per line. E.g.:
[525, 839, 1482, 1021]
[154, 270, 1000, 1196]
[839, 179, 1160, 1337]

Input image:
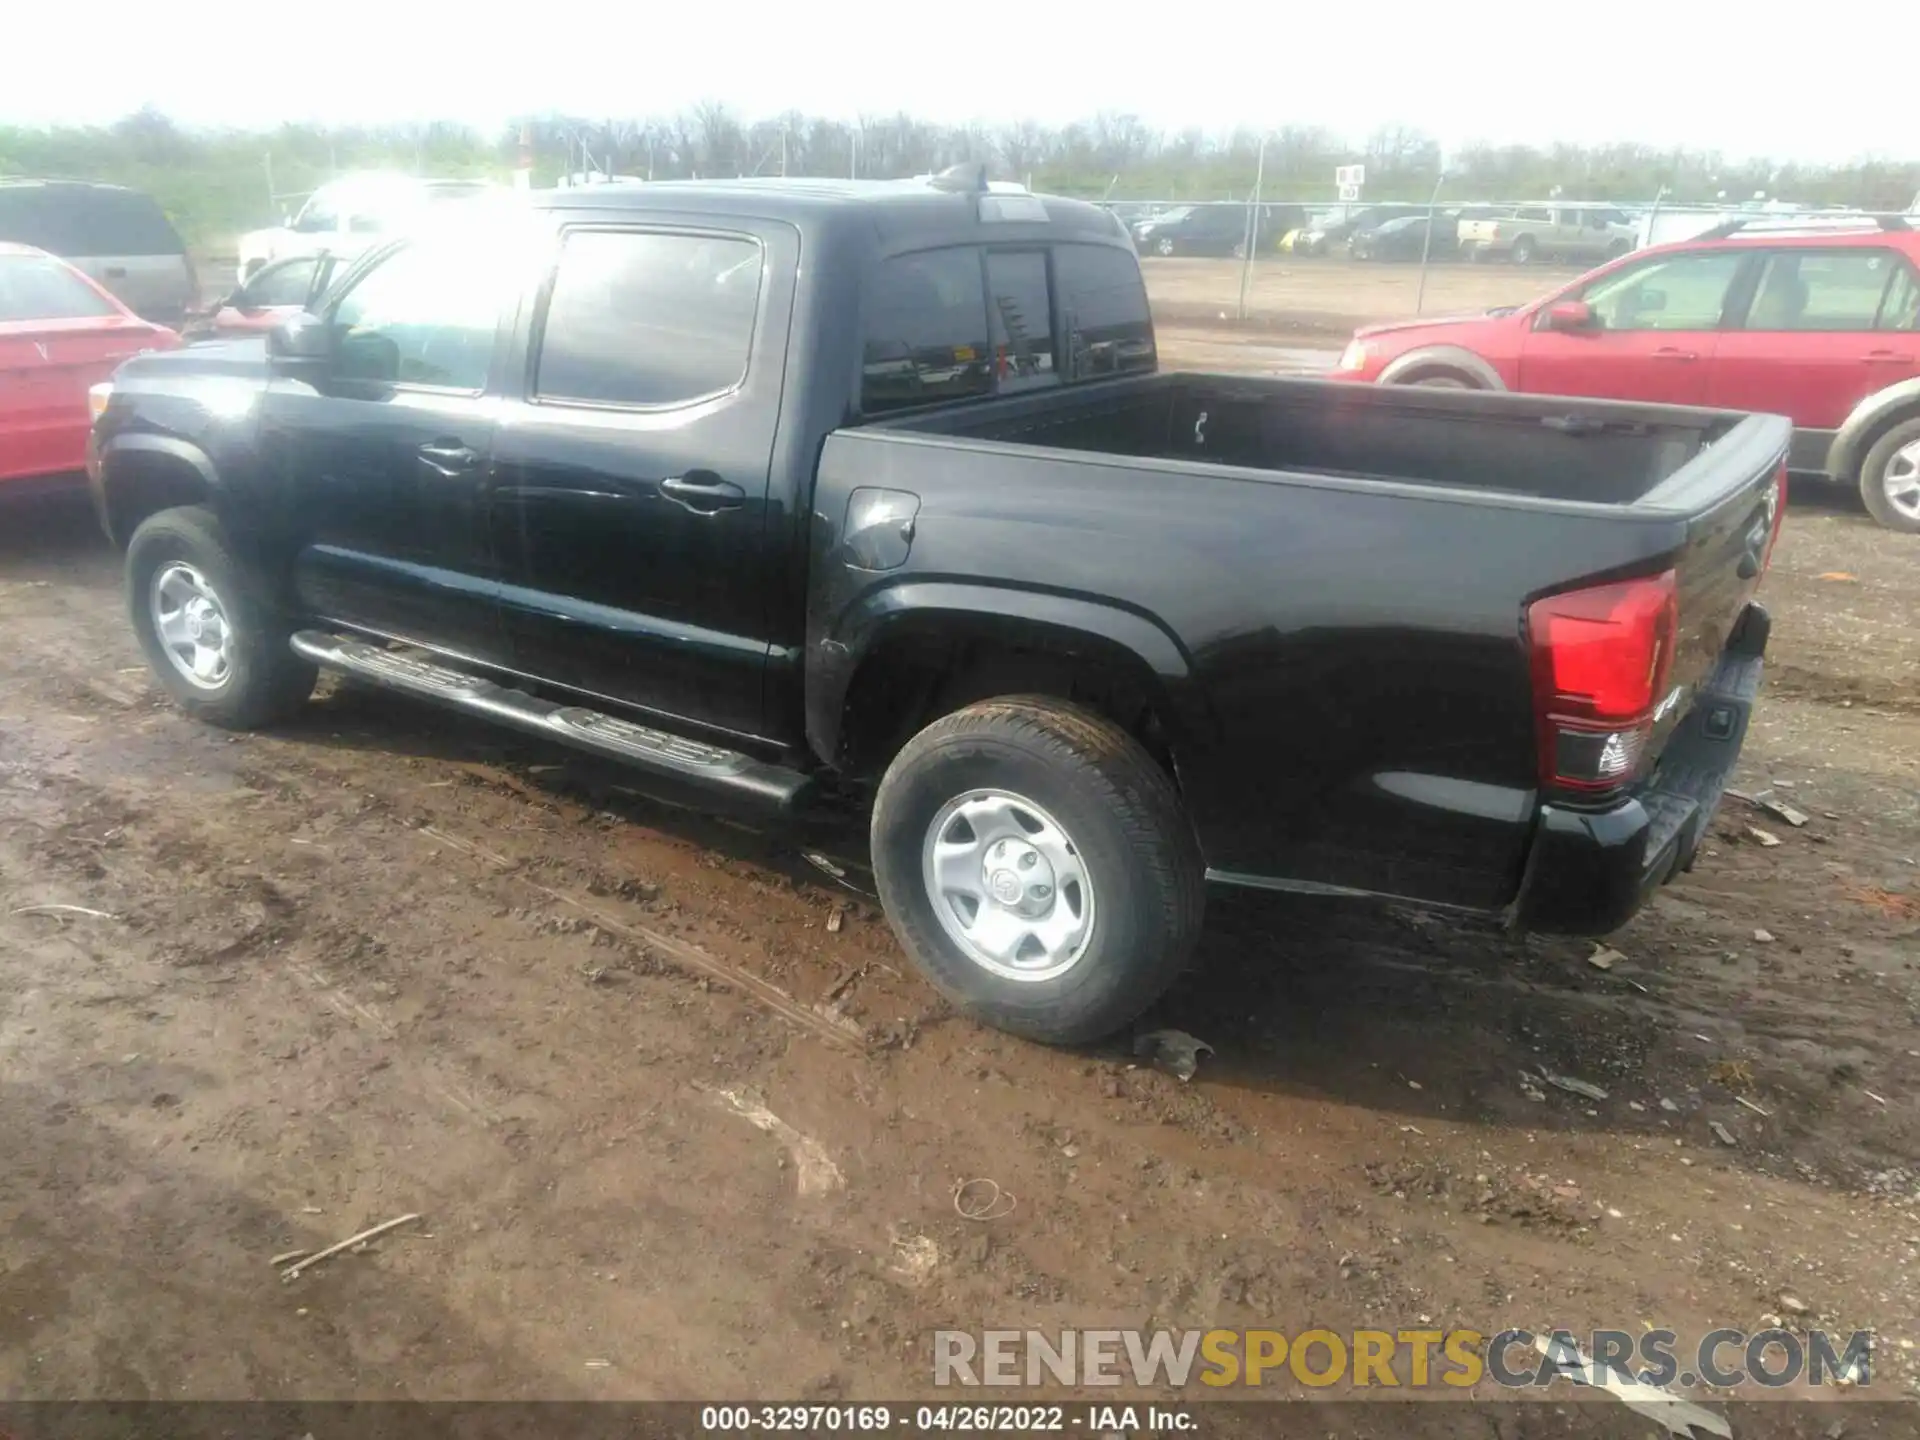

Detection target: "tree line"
[4, 105, 1916, 251]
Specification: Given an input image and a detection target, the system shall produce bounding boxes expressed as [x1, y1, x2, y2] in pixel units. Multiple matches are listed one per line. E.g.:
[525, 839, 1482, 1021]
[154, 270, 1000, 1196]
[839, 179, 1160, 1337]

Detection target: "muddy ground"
[1, 391, 1918, 1427]
[1141, 256, 1587, 340]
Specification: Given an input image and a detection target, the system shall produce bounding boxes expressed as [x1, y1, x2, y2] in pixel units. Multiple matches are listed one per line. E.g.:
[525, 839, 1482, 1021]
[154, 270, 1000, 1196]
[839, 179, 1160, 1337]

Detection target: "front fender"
[1378, 345, 1509, 390]
[1825, 376, 1920, 480]
[91, 433, 224, 545]
[806, 579, 1209, 767]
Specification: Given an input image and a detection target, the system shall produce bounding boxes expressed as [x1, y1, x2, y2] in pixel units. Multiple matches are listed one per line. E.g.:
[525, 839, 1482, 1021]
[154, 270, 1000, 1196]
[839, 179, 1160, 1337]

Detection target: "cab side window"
[535, 230, 762, 408]
[292, 188, 340, 235]
[329, 240, 502, 391]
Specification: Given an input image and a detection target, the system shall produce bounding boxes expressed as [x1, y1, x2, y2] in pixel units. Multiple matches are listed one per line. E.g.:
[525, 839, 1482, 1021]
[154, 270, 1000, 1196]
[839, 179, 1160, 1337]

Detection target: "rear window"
[1056, 243, 1154, 379]
[0, 253, 119, 321]
[862, 248, 993, 413]
[0, 185, 183, 258]
[862, 242, 1150, 413]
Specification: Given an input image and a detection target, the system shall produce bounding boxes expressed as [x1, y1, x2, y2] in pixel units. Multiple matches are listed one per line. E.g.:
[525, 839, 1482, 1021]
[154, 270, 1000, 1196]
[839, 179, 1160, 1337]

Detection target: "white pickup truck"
[236, 174, 504, 286]
[1459, 204, 1636, 266]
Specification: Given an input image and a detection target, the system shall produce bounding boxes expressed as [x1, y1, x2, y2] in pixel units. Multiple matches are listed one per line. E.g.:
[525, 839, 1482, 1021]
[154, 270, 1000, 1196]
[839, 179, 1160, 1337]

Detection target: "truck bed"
[813, 373, 1790, 920]
[874, 372, 1742, 509]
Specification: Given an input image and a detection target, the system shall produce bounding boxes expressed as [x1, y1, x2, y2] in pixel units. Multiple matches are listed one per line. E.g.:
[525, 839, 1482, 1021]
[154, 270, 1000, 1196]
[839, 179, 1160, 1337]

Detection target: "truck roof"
[531, 177, 1133, 249]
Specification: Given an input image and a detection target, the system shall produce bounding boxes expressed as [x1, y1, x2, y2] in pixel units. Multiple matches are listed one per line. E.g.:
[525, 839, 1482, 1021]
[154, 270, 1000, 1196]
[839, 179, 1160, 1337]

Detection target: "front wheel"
[127, 505, 317, 728]
[1859, 417, 1920, 533]
[870, 696, 1205, 1044]
[1155, 236, 1176, 257]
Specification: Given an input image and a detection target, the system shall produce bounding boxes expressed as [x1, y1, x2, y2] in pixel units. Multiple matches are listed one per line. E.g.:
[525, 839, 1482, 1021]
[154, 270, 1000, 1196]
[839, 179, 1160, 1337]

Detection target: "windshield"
[0, 252, 118, 321]
[422, 183, 497, 203]
[1150, 207, 1193, 223]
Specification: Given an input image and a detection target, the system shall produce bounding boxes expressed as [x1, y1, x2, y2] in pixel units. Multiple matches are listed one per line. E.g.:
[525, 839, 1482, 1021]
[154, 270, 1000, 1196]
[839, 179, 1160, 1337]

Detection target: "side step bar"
[291, 632, 815, 812]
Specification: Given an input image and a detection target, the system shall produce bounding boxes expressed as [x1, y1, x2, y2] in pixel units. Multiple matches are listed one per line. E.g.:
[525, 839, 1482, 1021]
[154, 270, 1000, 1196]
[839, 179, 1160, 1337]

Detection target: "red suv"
[1331, 219, 1920, 531]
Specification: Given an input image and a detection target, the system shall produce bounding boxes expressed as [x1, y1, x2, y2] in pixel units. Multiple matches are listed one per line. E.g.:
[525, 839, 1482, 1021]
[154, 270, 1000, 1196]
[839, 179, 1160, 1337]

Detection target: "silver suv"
[0, 179, 196, 326]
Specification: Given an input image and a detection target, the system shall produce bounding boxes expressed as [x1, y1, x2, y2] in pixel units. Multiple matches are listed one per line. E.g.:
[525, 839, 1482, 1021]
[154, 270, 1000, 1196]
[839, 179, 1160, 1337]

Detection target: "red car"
[1332, 219, 1920, 531]
[182, 250, 344, 342]
[1, 242, 179, 493]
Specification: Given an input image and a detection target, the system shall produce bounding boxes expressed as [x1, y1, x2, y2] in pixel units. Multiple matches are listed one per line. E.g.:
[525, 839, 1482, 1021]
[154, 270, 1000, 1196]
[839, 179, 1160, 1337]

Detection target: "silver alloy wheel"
[151, 561, 235, 690]
[1884, 438, 1920, 522]
[921, 789, 1096, 982]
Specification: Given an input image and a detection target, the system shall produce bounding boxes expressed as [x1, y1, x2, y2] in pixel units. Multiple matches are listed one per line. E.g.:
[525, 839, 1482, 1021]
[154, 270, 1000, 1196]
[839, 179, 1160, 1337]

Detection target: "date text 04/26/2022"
[698, 1403, 1194, 1433]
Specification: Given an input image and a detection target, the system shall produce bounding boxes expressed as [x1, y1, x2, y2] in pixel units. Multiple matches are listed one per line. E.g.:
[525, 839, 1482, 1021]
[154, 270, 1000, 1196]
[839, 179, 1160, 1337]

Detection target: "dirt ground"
[1142, 257, 1587, 340]
[2, 359, 1918, 1425]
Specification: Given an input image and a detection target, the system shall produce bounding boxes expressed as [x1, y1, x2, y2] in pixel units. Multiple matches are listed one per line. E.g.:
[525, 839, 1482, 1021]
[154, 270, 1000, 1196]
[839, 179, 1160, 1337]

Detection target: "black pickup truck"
[87, 170, 1790, 1044]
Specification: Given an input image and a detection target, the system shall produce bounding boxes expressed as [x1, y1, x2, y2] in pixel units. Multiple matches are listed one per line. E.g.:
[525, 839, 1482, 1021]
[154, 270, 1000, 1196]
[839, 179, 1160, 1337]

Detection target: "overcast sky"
[10, 0, 1910, 165]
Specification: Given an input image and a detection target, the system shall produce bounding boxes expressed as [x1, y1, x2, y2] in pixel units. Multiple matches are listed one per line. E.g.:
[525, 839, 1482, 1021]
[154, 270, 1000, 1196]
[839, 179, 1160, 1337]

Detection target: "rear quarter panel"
[808, 426, 1703, 910]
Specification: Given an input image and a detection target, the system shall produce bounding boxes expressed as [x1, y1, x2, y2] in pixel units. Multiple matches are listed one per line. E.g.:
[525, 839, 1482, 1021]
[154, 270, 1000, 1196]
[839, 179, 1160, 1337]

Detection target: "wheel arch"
[97, 436, 221, 548]
[1377, 346, 1508, 390]
[1824, 377, 1920, 480]
[809, 582, 1209, 784]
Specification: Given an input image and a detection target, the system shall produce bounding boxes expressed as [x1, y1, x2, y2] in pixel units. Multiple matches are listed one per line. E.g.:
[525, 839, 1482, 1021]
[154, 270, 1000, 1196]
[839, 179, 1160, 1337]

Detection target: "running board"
[290, 632, 814, 812]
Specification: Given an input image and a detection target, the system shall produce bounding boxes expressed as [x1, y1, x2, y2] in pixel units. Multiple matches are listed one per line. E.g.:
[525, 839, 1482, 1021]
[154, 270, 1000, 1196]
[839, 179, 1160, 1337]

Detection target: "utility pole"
[1415, 165, 1447, 314]
[1236, 134, 1267, 321]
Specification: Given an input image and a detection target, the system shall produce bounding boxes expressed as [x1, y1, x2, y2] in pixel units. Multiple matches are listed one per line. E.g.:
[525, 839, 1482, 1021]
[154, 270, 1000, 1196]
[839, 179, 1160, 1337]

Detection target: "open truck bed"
[812, 373, 1789, 926]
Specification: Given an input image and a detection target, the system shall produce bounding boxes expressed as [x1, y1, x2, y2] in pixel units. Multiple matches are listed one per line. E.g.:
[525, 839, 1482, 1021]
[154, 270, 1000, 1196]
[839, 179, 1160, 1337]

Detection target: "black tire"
[1510, 235, 1537, 265]
[1605, 238, 1632, 260]
[126, 505, 317, 728]
[870, 696, 1205, 1045]
[1398, 369, 1479, 389]
[1858, 417, 1920, 534]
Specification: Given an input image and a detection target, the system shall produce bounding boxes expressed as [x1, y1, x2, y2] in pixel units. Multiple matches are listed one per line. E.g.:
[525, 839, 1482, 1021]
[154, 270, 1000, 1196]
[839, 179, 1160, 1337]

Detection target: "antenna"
[927, 162, 989, 195]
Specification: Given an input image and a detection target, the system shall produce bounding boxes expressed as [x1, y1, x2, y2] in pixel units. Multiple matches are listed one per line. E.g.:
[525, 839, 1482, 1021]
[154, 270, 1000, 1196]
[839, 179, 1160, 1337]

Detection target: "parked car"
[0, 243, 178, 495]
[184, 252, 346, 341]
[1331, 217, 1920, 530]
[237, 174, 506, 285]
[0, 179, 196, 326]
[1351, 213, 1455, 262]
[88, 172, 1785, 1044]
[1459, 204, 1636, 265]
[1285, 205, 1428, 257]
[1132, 204, 1301, 257]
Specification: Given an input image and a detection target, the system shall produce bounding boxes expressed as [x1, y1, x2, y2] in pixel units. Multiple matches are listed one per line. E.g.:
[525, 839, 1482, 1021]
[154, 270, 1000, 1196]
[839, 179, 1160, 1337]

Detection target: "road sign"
[1338, 183, 1361, 202]
[1335, 164, 1366, 188]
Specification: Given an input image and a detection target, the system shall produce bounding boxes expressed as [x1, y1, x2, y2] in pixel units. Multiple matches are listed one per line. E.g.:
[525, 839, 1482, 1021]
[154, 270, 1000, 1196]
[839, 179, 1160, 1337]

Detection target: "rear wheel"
[870, 696, 1205, 1045]
[1859, 417, 1920, 533]
[126, 506, 317, 728]
[1510, 235, 1538, 265]
[1155, 236, 1176, 257]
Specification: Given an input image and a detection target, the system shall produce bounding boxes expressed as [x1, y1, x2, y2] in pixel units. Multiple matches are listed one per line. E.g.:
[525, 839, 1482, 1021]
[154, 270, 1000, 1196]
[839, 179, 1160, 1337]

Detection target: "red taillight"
[1528, 570, 1678, 793]
[1762, 462, 1788, 573]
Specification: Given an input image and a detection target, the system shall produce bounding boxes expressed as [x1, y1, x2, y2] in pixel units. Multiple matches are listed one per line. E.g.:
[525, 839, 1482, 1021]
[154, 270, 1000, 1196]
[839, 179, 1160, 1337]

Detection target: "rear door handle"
[418, 440, 480, 476]
[1652, 347, 1697, 362]
[1863, 349, 1916, 364]
[658, 472, 746, 513]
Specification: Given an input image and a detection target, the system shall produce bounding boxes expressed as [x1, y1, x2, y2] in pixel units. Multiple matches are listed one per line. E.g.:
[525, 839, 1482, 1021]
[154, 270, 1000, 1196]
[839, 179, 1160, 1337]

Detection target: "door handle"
[1863, 350, 1916, 364]
[1652, 348, 1697, 362]
[417, 440, 479, 476]
[658, 472, 746, 513]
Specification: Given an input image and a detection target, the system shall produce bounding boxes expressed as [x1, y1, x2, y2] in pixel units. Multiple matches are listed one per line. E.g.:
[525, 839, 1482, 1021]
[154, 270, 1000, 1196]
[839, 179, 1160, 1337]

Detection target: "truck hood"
[238, 226, 292, 261]
[118, 335, 269, 384]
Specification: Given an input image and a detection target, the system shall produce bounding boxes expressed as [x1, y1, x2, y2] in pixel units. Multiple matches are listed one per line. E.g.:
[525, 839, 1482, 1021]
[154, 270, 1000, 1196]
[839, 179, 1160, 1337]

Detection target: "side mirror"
[268, 312, 331, 372]
[1543, 300, 1596, 333]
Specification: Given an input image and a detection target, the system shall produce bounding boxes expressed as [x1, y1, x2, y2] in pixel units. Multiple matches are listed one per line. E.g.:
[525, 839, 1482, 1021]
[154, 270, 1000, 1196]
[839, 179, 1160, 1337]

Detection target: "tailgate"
[1459, 219, 1504, 243]
[1642, 417, 1790, 769]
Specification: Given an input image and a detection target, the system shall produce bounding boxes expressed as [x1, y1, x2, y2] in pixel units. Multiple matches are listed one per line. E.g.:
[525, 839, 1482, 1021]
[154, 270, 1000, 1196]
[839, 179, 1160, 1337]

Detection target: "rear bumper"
[1512, 602, 1769, 935]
